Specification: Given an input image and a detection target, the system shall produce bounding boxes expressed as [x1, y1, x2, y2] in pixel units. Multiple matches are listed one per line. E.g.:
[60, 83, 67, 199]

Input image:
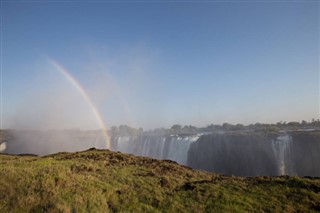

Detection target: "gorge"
[1, 128, 320, 177]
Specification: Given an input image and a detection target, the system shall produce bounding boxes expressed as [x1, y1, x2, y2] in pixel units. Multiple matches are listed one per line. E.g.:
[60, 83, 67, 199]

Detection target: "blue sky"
[2, 1, 319, 129]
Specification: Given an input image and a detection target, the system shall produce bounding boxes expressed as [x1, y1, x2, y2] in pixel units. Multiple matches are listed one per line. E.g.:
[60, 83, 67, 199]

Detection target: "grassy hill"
[0, 149, 319, 212]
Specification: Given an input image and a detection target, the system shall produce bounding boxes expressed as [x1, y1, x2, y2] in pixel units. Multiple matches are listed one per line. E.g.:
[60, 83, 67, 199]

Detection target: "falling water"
[271, 134, 292, 175]
[113, 135, 200, 165]
[166, 136, 200, 165]
[5, 130, 319, 176]
[0, 142, 6, 152]
[115, 136, 133, 153]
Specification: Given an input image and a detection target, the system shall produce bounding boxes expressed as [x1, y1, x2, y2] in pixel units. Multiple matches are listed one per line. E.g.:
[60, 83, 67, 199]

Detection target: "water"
[0, 142, 6, 152]
[113, 135, 200, 165]
[4, 131, 107, 155]
[166, 136, 199, 165]
[271, 134, 292, 175]
[4, 130, 319, 176]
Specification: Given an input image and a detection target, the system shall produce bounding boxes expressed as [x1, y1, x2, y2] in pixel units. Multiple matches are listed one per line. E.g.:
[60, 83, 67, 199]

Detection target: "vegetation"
[1, 149, 319, 212]
[108, 119, 320, 137]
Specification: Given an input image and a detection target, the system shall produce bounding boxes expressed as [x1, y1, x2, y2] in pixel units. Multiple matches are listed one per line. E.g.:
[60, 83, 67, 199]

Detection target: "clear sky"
[1, 1, 319, 130]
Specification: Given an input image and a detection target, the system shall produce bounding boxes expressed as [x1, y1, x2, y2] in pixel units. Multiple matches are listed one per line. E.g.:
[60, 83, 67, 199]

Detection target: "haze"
[1, 1, 319, 130]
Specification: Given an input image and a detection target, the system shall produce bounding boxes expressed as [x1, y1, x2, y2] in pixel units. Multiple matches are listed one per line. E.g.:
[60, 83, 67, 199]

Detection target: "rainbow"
[48, 59, 111, 149]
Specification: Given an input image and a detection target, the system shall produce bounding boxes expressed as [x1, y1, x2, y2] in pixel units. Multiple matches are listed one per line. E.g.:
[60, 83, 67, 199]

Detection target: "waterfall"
[0, 142, 6, 152]
[166, 136, 199, 165]
[113, 135, 200, 165]
[5, 129, 319, 176]
[115, 136, 133, 154]
[271, 134, 292, 175]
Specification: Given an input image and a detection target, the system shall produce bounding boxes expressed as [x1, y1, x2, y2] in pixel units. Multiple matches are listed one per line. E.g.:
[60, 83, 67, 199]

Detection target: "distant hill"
[0, 149, 319, 212]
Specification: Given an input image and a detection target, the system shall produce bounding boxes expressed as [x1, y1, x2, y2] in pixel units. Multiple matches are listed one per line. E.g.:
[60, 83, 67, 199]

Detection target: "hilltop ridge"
[0, 148, 319, 212]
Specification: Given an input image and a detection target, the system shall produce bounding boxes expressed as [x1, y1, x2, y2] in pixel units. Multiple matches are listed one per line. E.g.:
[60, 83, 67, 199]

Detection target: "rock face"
[187, 131, 320, 176]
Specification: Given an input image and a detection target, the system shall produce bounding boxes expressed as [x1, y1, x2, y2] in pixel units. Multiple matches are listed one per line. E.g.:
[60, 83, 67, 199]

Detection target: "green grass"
[1, 149, 319, 212]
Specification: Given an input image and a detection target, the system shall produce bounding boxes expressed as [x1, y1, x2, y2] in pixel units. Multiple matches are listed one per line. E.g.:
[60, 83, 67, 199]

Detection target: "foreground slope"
[0, 149, 319, 212]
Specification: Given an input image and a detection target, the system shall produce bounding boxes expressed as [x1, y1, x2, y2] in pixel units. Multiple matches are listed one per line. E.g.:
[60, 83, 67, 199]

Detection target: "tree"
[222, 123, 233, 130]
[171, 124, 182, 134]
[301, 120, 307, 126]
